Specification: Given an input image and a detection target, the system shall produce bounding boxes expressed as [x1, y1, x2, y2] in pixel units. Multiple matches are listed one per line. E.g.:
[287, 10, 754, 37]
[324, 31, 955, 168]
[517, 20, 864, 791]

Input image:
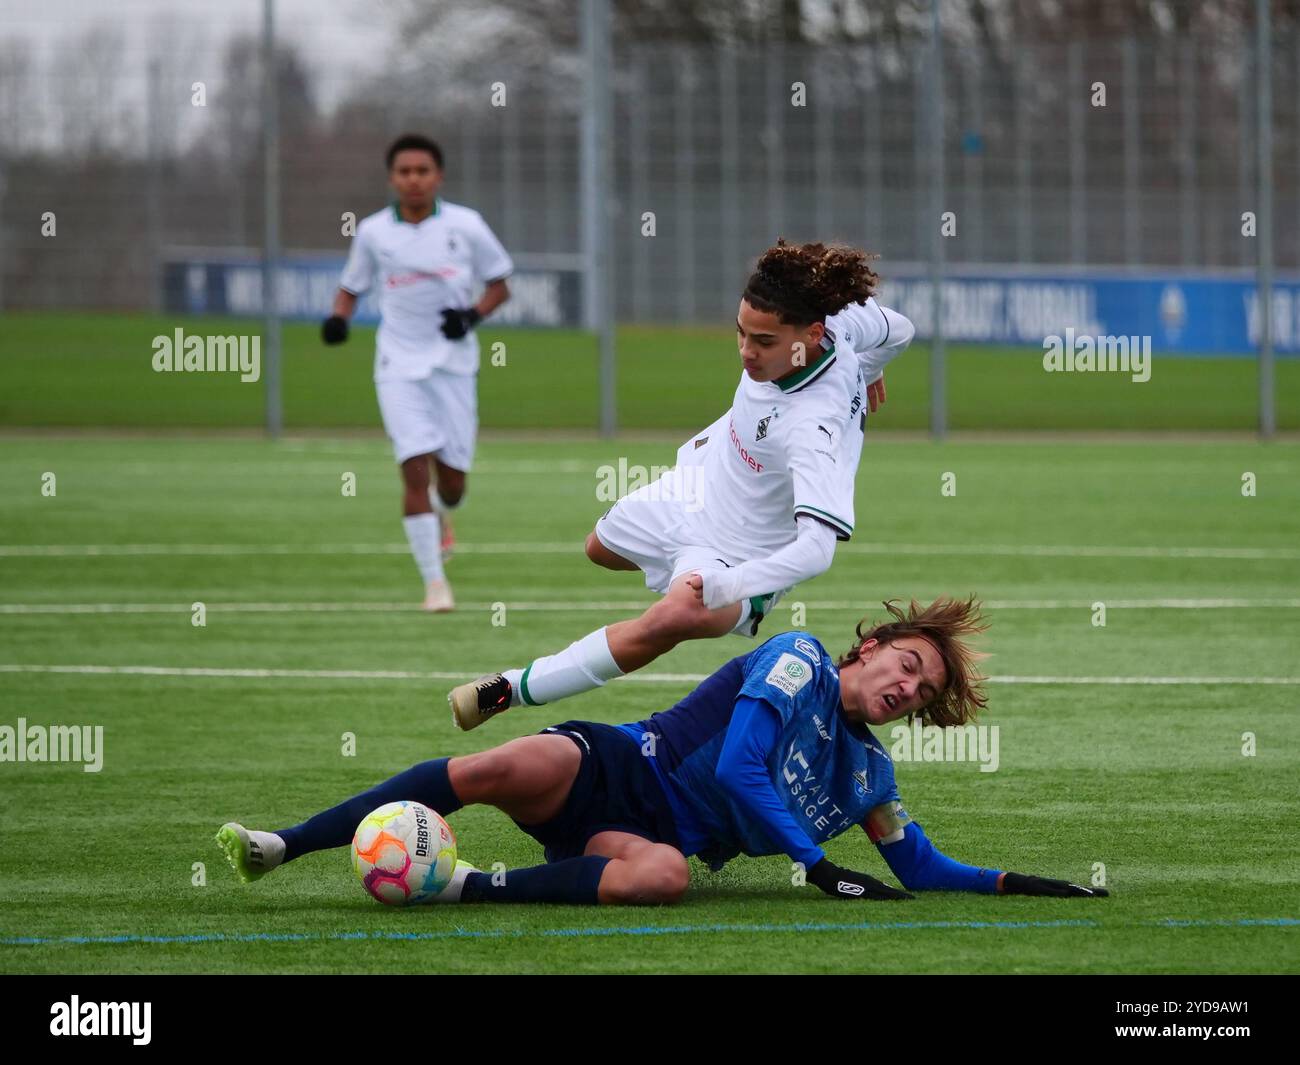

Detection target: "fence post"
[261, 0, 282, 439]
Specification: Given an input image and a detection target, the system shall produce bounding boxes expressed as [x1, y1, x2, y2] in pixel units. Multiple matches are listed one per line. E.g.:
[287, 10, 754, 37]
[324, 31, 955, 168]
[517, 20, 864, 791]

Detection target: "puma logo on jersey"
[817, 425, 834, 443]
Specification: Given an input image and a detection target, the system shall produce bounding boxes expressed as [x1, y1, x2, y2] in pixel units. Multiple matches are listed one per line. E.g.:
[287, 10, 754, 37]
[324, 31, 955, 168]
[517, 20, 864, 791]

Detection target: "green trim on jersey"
[391, 198, 442, 224]
[794, 504, 854, 539]
[775, 344, 836, 393]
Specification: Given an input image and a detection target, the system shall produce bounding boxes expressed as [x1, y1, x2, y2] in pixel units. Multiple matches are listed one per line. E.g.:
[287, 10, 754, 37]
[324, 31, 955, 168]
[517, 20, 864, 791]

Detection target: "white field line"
[213, 459, 604, 475]
[1, 541, 1299, 561]
[3, 597, 1300, 616]
[271, 449, 601, 472]
[0, 663, 1296, 685]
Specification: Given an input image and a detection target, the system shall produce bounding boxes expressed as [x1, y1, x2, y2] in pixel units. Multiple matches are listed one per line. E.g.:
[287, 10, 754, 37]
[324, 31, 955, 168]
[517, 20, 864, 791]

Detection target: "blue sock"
[275, 757, 463, 863]
[461, 856, 610, 905]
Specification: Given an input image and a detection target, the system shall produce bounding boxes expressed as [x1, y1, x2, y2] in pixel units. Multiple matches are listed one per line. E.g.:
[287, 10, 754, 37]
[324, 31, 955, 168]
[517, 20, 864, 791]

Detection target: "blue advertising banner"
[162, 252, 584, 329]
[878, 266, 1300, 355]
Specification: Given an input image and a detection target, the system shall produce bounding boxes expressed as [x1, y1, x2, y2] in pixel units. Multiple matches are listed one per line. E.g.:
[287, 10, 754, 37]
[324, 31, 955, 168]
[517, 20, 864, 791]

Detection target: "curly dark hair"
[742, 238, 879, 324]
[836, 596, 990, 728]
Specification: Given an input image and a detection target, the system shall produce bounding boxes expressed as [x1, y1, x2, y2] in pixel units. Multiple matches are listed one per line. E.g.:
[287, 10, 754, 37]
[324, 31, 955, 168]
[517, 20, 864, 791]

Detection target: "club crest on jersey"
[766, 653, 813, 697]
[852, 768, 870, 797]
[756, 415, 771, 440]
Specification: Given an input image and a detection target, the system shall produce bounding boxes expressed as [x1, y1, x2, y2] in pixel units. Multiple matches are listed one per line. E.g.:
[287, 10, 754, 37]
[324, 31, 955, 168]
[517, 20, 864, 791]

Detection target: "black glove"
[321, 315, 349, 345]
[1000, 872, 1108, 898]
[807, 858, 914, 900]
[440, 306, 482, 339]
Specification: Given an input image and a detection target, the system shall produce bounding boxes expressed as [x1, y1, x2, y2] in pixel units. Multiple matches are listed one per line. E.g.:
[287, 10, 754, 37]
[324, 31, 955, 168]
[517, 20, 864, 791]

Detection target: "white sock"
[502, 668, 526, 707]
[248, 829, 286, 871]
[403, 513, 444, 585]
[432, 860, 475, 903]
[509, 627, 623, 706]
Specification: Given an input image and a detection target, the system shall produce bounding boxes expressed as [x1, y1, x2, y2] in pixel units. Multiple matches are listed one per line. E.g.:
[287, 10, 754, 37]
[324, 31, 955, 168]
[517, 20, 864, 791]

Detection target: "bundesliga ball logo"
[350, 800, 457, 905]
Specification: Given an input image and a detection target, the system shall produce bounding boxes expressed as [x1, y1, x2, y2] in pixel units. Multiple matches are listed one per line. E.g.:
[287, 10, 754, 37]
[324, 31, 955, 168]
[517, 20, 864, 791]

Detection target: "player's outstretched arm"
[865, 801, 1107, 897]
[997, 872, 1108, 897]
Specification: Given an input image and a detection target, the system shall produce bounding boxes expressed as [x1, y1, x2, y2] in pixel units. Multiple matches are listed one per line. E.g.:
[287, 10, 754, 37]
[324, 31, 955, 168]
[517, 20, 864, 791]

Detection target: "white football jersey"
[339, 199, 513, 381]
[674, 297, 913, 561]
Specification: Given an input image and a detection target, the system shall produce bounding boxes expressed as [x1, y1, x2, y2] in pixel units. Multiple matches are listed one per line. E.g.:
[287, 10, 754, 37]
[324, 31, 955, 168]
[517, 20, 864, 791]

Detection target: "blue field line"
[1155, 918, 1300, 928]
[1, 916, 1296, 948]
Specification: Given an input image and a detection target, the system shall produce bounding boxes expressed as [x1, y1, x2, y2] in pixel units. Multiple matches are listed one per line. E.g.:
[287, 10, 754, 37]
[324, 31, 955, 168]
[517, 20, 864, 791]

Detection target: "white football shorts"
[592, 468, 784, 637]
[375, 370, 477, 470]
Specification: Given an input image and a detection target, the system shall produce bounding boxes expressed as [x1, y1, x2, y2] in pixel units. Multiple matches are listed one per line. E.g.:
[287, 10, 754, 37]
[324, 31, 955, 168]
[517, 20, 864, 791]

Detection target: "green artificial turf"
[0, 435, 1297, 973]
[0, 310, 1296, 431]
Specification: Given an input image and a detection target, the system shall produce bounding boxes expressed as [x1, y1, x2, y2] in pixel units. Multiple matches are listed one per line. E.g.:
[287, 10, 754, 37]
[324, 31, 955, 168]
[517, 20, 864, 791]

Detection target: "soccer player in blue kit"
[218, 597, 1107, 905]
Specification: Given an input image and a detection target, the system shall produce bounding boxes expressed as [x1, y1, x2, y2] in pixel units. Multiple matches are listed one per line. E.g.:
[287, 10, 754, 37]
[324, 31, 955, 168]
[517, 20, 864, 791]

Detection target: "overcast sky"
[1, 0, 392, 52]
[1, 0, 394, 106]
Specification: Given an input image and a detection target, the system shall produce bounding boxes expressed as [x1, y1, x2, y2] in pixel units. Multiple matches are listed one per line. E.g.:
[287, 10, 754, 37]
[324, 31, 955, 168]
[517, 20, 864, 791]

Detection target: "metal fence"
[1, 16, 1296, 324]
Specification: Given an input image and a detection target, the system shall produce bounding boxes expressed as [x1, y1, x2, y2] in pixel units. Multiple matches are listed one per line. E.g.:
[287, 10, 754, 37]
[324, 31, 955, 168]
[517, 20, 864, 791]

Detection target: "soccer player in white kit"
[322, 134, 513, 611]
[449, 239, 914, 729]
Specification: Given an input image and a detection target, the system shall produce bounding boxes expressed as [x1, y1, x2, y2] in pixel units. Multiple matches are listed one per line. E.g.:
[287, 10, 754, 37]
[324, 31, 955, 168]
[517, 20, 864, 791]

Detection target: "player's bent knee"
[641, 594, 717, 643]
[603, 855, 688, 906]
[636, 600, 692, 644]
[656, 854, 691, 903]
[638, 850, 690, 904]
[400, 457, 432, 488]
[435, 472, 465, 506]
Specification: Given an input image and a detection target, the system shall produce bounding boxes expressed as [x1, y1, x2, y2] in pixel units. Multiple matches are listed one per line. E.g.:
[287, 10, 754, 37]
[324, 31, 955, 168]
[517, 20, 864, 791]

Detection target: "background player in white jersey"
[450, 239, 914, 729]
[321, 134, 513, 611]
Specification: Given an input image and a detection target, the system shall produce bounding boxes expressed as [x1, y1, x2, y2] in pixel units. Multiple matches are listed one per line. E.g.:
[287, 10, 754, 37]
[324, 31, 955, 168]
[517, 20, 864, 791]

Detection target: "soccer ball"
[351, 800, 457, 905]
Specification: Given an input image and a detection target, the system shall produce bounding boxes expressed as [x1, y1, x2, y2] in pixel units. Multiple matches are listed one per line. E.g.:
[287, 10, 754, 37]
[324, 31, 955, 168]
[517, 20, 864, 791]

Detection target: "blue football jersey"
[619, 630, 900, 862]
